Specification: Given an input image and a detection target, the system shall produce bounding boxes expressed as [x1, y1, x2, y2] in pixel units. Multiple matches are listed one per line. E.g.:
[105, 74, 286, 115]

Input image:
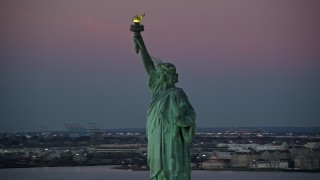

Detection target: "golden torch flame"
[132, 13, 145, 23]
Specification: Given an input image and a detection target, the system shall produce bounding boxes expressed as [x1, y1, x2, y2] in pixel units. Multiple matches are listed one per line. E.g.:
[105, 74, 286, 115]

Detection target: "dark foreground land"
[1, 127, 319, 171]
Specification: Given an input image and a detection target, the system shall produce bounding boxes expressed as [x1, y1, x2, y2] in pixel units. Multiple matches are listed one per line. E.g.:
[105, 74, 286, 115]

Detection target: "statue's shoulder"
[174, 87, 183, 92]
[148, 70, 157, 77]
[172, 88, 186, 97]
[147, 70, 158, 89]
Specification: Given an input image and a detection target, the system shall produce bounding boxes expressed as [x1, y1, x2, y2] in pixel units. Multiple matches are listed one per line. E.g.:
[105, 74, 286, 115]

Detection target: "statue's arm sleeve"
[174, 90, 196, 143]
[175, 91, 196, 128]
[134, 34, 155, 75]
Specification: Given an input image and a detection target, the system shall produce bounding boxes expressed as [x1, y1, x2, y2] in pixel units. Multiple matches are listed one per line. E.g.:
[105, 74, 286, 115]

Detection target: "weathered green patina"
[130, 15, 196, 180]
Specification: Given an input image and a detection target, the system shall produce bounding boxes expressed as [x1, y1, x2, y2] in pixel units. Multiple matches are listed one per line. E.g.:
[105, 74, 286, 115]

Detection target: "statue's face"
[157, 62, 178, 84]
[158, 71, 178, 84]
[172, 73, 178, 83]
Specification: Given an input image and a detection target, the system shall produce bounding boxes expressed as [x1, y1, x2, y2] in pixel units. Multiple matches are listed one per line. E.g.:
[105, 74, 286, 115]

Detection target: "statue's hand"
[175, 105, 189, 127]
[176, 116, 189, 127]
[176, 114, 190, 127]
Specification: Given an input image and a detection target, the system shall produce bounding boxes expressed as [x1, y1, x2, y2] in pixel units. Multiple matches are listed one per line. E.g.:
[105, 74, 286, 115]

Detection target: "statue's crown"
[153, 57, 176, 74]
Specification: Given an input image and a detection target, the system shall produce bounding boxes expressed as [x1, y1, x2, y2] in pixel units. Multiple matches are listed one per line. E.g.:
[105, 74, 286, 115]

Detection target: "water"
[0, 166, 319, 180]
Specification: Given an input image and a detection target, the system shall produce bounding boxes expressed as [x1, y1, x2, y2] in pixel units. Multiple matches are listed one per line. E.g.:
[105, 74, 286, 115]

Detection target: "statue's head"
[156, 62, 178, 84]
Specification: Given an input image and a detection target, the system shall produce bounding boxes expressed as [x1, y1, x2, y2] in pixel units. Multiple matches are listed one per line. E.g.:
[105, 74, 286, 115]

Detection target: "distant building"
[304, 142, 320, 149]
[216, 143, 228, 148]
[231, 152, 259, 167]
[252, 159, 289, 169]
[290, 147, 320, 169]
[202, 160, 224, 169]
[202, 151, 231, 169]
[278, 159, 289, 169]
[228, 144, 253, 153]
[260, 150, 290, 162]
[86, 146, 96, 154]
[255, 142, 289, 152]
[214, 151, 231, 162]
[294, 155, 320, 169]
[201, 151, 231, 169]
[42, 151, 61, 161]
[73, 154, 87, 163]
[253, 159, 268, 168]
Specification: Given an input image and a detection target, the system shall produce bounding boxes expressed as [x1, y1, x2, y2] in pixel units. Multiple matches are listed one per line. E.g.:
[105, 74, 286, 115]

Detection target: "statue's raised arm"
[130, 14, 155, 75]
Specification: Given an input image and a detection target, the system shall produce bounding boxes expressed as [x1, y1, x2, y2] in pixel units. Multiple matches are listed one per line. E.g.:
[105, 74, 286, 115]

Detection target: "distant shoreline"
[112, 166, 320, 173]
[1, 126, 319, 134]
[1, 164, 319, 173]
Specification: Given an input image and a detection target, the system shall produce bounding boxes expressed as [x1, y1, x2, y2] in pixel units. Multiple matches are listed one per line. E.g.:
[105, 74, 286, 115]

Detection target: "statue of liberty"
[130, 14, 196, 180]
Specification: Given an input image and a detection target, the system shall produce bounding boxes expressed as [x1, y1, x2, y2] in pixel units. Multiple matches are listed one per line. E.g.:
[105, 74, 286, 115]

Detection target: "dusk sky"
[1, 0, 320, 132]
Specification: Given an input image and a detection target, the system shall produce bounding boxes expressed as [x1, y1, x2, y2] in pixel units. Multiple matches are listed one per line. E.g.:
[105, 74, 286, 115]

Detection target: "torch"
[130, 13, 145, 54]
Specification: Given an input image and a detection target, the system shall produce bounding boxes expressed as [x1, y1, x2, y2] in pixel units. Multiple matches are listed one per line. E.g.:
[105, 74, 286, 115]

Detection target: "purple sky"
[1, 0, 320, 131]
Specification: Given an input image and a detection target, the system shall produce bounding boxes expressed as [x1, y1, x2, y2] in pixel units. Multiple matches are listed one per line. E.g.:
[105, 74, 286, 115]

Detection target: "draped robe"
[146, 71, 196, 180]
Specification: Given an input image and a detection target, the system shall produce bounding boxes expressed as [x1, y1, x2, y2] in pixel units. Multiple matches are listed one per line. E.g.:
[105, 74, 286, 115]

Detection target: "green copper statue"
[130, 14, 196, 180]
